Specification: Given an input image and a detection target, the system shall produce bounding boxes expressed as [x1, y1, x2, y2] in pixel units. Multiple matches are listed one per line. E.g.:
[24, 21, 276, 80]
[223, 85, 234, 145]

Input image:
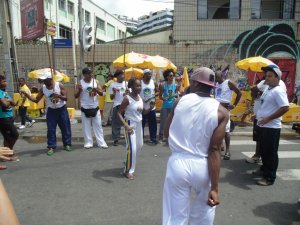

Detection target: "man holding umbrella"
[21, 72, 72, 156]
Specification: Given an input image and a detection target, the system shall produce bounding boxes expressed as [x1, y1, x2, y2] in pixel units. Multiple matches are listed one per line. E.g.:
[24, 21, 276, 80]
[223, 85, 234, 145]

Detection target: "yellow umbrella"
[235, 56, 275, 72]
[113, 51, 149, 68]
[28, 68, 70, 83]
[124, 67, 143, 81]
[180, 67, 190, 93]
[142, 55, 177, 71]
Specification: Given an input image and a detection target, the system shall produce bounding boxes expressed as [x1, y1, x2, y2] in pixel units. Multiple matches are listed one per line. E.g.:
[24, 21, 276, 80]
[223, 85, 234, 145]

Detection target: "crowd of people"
[0, 63, 297, 224]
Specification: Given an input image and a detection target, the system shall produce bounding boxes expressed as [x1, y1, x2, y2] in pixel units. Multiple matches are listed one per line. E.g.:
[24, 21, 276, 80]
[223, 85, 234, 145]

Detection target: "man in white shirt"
[162, 67, 228, 225]
[253, 64, 289, 186]
[110, 70, 127, 146]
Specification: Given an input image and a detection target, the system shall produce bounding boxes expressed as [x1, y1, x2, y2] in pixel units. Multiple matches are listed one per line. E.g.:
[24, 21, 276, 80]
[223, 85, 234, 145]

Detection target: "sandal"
[223, 153, 231, 160]
[0, 165, 7, 170]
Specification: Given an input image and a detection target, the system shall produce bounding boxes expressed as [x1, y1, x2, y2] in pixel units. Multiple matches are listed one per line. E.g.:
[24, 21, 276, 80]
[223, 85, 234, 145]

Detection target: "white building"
[137, 9, 173, 34]
[8, 0, 127, 44]
[114, 15, 138, 31]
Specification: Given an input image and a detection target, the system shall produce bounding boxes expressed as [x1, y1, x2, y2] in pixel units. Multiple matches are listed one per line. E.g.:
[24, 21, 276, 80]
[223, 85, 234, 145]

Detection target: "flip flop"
[0, 165, 7, 170]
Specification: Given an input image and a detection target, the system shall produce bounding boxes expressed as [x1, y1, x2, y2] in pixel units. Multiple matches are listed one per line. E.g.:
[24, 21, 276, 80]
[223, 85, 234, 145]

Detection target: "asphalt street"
[0, 132, 300, 225]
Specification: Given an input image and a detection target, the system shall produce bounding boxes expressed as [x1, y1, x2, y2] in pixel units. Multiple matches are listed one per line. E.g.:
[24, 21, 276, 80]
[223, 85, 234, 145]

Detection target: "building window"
[59, 24, 72, 39]
[96, 17, 105, 30]
[107, 23, 115, 39]
[197, 0, 241, 19]
[251, 0, 295, 19]
[85, 10, 91, 25]
[67, 1, 74, 15]
[45, 0, 52, 10]
[58, 0, 66, 10]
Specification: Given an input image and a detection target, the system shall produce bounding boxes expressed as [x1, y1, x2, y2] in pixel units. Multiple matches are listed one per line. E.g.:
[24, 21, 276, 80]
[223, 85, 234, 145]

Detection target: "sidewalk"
[17, 110, 300, 142]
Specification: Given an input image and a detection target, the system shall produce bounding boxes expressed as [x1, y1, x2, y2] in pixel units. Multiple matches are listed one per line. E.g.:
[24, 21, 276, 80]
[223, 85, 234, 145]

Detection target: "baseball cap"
[82, 67, 92, 74]
[143, 69, 151, 74]
[261, 64, 282, 78]
[190, 67, 216, 87]
[39, 71, 52, 80]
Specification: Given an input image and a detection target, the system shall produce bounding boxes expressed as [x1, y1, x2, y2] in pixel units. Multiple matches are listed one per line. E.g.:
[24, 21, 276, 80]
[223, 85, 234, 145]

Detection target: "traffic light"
[82, 24, 92, 52]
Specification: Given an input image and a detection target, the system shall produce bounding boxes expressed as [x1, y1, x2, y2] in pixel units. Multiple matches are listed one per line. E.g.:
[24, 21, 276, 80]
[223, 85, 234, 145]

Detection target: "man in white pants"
[75, 67, 108, 149]
[163, 67, 228, 225]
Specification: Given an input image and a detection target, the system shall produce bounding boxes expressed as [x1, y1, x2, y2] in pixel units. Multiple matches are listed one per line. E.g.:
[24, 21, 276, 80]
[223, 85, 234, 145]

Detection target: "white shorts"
[225, 118, 231, 133]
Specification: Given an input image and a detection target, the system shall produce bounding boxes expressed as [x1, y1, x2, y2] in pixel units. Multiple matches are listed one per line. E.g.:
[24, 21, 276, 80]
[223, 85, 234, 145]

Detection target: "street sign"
[53, 39, 72, 48]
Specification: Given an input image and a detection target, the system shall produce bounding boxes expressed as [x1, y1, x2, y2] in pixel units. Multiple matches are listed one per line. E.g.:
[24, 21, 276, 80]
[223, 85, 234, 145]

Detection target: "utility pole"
[0, 0, 19, 95]
[78, 0, 84, 80]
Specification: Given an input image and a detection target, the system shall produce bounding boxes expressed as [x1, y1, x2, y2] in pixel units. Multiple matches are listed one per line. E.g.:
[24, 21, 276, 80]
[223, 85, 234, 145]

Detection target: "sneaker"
[252, 168, 264, 176]
[28, 120, 35, 127]
[25, 122, 31, 127]
[84, 145, 93, 149]
[47, 148, 54, 156]
[100, 145, 109, 149]
[246, 156, 261, 164]
[19, 125, 25, 129]
[64, 145, 72, 151]
[256, 178, 274, 186]
[113, 140, 118, 146]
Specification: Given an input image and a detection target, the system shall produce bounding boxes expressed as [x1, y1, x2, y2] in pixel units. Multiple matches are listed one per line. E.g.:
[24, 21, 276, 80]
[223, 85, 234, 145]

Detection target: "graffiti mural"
[233, 23, 300, 60]
[86, 62, 110, 85]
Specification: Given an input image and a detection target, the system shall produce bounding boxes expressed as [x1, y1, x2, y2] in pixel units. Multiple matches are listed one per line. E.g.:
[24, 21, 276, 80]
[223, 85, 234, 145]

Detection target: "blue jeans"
[142, 109, 157, 142]
[46, 105, 71, 148]
[18, 107, 32, 125]
[159, 108, 172, 139]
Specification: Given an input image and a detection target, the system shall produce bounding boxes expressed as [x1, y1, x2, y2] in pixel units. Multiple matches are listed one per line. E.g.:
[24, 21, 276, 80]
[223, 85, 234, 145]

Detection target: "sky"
[94, 0, 174, 19]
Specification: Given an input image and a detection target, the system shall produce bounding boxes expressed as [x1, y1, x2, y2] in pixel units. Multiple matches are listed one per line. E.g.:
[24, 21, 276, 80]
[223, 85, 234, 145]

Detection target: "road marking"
[277, 169, 300, 180]
[231, 139, 299, 146]
[242, 151, 300, 158]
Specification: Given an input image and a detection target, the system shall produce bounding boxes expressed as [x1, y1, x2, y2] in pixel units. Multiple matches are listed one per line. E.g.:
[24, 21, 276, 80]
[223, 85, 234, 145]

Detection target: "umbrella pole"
[253, 72, 257, 85]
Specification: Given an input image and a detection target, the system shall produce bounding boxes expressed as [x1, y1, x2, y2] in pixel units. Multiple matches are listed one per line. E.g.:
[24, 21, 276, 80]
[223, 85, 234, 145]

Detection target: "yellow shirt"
[19, 85, 31, 107]
[104, 80, 114, 103]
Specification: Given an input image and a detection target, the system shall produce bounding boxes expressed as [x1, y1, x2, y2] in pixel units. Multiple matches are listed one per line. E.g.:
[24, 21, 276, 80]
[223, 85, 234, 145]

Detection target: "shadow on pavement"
[92, 168, 124, 183]
[220, 159, 260, 190]
[253, 201, 300, 225]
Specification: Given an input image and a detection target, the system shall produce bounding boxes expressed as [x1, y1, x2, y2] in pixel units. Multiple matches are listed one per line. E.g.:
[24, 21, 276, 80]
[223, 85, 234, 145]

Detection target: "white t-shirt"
[43, 82, 65, 109]
[168, 93, 219, 158]
[124, 95, 143, 122]
[257, 80, 287, 92]
[256, 86, 289, 128]
[141, 79, 156, 110]
[79, 79, 98, 109]
[110, 81, 126, 108]
[215, 79, 232, 103]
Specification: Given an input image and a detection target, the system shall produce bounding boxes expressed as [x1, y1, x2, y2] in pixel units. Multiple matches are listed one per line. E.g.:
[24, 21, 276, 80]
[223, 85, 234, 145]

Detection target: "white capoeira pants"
[81, 110, 108, 148]
[124, 119, 143, 174]
[163, 153, 216, 225]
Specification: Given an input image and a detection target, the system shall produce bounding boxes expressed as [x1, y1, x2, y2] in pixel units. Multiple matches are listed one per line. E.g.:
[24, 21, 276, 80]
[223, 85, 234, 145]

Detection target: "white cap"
[39, 71, 52, 80]
[143, 69, 151, 74]
[261, 64, 282, 78]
